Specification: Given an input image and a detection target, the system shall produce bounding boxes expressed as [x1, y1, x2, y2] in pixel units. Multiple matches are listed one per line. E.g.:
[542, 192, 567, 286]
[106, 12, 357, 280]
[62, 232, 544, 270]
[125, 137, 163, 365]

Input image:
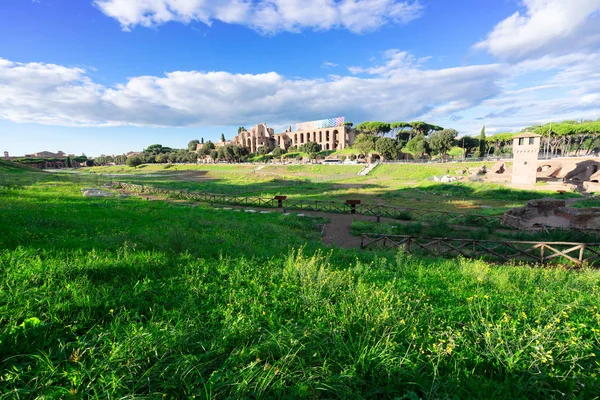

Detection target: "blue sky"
[1, 0, 600, 156]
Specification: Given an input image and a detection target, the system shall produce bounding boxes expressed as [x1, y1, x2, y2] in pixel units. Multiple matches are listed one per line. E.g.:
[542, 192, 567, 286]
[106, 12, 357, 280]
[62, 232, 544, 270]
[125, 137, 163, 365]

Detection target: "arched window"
[319, 131, 323, 142]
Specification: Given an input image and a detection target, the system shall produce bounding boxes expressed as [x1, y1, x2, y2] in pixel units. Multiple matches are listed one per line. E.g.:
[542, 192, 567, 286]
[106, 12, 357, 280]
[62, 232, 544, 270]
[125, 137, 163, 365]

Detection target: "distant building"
[198, 117, 356, 155]
[3, 150, 81, 169]
[23, 150, 66, 158]
[512, 132, 541, 185]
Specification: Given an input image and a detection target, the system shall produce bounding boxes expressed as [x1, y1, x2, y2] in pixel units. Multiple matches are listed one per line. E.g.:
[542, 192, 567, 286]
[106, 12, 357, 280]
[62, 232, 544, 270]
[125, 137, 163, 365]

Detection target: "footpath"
[127, 189, 499, 249]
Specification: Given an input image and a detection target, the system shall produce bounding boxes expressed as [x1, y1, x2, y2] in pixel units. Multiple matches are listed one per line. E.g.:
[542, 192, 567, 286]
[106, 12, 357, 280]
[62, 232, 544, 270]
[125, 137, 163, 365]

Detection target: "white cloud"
[0, 56, 504, 128]
[322, 61, 338, 68]
[349, 49, 430, 76]
[93, 0, 423, 34]
[446, 52, 600, 135]
[474, 0, 600, 61]
[4, 48, 600, 135]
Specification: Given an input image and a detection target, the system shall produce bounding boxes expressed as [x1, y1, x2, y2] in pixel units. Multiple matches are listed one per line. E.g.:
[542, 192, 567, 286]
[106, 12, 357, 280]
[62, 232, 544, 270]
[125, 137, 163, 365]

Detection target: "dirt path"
[119, 189, 514, 249]
[123, 189, 375, 248]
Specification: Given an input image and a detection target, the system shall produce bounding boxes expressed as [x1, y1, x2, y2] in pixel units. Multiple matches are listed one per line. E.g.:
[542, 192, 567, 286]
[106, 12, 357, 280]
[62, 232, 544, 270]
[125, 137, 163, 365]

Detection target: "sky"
[1, 0, 600, 156]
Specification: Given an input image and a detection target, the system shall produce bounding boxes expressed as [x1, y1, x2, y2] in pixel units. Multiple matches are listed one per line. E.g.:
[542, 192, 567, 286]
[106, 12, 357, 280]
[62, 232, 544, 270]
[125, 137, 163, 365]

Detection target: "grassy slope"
[0, 173, 599, 398]
[83, 162, 578, 215]
[0, 160, 41, 174]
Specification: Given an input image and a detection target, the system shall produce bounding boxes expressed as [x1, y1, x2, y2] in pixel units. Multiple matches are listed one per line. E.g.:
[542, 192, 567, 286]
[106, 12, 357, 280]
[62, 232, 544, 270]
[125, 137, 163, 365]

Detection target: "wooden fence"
[112, 181, 600, 237]
[113, 181, 508, 227]
[360, 234, 600, 267]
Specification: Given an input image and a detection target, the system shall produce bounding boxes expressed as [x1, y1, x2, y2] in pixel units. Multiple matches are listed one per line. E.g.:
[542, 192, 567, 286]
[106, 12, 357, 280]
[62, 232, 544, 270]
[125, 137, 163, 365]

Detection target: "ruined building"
[512, 132, 541, 185]
[198, 117, 356, 154]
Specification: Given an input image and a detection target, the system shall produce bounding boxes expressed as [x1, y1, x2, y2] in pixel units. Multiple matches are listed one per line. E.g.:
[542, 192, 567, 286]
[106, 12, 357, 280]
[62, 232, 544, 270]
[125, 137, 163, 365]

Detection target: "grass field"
[1, 166, 599, 398]
[80, 162, 579, 215]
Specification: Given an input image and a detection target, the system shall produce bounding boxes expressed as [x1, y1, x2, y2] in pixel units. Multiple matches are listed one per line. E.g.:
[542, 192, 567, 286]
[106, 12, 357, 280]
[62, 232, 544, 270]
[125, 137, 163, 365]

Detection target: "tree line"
[103, 118, 600, 167]
[523, 119, 600, 157]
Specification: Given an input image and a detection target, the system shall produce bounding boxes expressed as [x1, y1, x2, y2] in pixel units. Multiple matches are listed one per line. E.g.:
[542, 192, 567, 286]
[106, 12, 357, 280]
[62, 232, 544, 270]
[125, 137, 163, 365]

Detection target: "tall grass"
[1, 174, 599, 398]
[1, 248, 599, 398]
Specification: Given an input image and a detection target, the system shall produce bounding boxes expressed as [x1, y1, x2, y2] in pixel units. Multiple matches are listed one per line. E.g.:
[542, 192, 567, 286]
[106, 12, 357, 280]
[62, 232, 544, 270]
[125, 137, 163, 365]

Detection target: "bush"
[126, 156, 143, 168]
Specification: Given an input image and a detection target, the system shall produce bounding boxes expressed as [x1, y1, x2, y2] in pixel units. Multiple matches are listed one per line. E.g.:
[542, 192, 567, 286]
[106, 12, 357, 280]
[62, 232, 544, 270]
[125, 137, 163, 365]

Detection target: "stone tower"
[512, 132, 541, 185]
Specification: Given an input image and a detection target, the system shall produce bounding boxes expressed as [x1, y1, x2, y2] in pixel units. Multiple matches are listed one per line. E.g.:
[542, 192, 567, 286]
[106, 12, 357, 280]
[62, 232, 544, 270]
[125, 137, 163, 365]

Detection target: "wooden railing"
[112, 181, 600, 237]
[113, 181, 508, 227]
[360, 234, 600, 267]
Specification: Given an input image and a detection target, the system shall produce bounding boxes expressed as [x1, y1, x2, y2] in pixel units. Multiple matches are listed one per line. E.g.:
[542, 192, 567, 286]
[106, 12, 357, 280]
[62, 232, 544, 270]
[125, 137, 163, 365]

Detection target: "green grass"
[572, 196, 600, 208]
[0, 160, 42, 174]
[80, 162, 580, 216]
[2, 171, 599, 398]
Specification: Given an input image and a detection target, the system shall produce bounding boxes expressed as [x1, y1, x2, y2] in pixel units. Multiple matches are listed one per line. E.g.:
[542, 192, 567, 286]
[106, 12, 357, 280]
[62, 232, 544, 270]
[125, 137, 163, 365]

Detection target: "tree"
[353, 134, 377, 156]
[188, 139, 200, 151]
[299, 142, 321, 154]
[217, 146, 227, 160]
[485, 132, 515, 156]
[355, 121, 391, 137]
[65, 156, 72, 168]
[201, 137, 204, 144]
[390, 122, 411, 140]
[210, 150, 219, 160]
[298, 142, 321, 160]
[405, 134, 430, 158]
[344, 122, 354, 127]
[272, 146, 284, 157]
[126, 156, 143, 168]
[238, 126, 246, 134]
[375, 137, 398, 160]
[227, 145, 248, 162]
[479, 126, 486, 157]
[144, 144, 173, 155]
[460, 136, 479, 158]
[220, 133, 226, 142]
[114, 155, 127, 165]
[429, 129, 458, 158]
[409, 121, 443, 136]
[187, 152, 198, 163]
[257, 146, 269, 155]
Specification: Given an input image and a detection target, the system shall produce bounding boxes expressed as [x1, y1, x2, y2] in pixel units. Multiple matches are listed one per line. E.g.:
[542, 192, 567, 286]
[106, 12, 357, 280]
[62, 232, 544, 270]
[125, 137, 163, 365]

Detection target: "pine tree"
[479, 125, 486, 157]
[221, 133, 226, 142]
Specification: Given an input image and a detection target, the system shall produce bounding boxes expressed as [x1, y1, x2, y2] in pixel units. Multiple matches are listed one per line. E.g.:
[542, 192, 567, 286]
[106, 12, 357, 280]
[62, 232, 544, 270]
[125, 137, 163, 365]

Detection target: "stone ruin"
[502, 198, 600, 229]
[81, 188, 113, 197]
